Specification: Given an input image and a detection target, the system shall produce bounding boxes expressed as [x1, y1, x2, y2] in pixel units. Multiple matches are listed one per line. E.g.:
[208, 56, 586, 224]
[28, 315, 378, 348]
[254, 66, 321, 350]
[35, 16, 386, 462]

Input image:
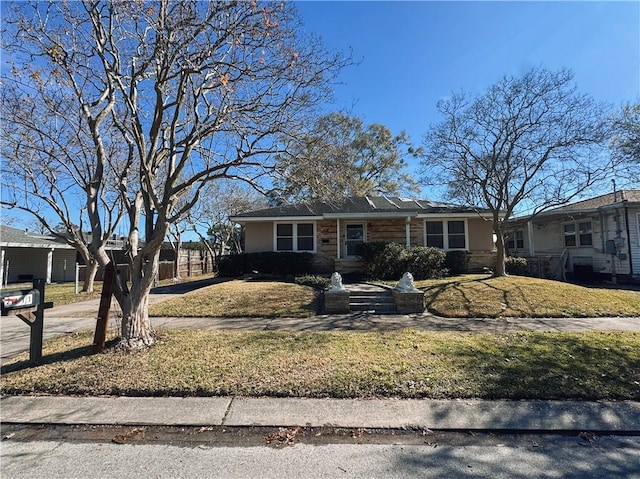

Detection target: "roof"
[0, 225, 74, 249]
[231, 196, 491, 221]
[542, 190, 640, 215]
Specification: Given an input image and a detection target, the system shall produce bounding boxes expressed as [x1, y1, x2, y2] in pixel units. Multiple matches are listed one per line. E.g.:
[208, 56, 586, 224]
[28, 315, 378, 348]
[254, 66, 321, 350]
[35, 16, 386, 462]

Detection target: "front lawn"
[1, 330, 638, 400]
[149, 279, 318, 318]
[147, 274, 640, 319]
[415, 274, 640, 318]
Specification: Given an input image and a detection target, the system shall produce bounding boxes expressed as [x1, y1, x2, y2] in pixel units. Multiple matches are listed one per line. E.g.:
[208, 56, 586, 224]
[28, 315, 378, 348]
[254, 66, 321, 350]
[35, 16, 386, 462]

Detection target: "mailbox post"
[1, 278, 53, 365]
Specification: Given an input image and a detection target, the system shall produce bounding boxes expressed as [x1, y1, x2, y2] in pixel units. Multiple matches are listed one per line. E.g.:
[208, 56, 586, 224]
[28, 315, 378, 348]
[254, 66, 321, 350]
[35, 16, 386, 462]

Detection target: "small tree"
[276, 112, 420, 203]
[421, 68, 611, 276]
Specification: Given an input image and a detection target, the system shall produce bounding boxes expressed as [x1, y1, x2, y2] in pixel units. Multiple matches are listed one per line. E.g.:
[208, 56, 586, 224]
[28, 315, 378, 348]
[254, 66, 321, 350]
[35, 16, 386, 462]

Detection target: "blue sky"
[295, 1, 640, 197]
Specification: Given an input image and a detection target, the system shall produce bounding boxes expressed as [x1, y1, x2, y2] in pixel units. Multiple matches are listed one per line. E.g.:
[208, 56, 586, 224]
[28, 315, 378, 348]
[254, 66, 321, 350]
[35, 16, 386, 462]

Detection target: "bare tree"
[276, 112, 420, 203]
[183, 179, 267, 267]
[611, 102, 640, 186]
[1, 51, 125, 292]
[421, 68, 611, 276]
[2, 1, 348, 349]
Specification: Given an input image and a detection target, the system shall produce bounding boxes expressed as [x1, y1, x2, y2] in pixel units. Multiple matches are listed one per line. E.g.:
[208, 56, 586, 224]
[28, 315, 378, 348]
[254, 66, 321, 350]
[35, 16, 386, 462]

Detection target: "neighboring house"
[0, 225, 77, 284]
[230, 196, 497, 274]
[505, 190, 640, 282]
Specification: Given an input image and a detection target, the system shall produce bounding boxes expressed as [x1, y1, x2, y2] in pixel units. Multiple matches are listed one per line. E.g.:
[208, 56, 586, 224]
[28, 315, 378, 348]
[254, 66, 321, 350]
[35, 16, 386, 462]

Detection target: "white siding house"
[0, 225, 77, 284]
[505, 190, 640, 282]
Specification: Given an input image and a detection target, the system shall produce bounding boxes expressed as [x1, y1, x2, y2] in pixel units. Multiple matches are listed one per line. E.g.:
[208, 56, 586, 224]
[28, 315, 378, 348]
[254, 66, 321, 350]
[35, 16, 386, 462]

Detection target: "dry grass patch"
[1, 329, 638, 400]
[415, 274, 640, 318]
[149, 279, 318, 318]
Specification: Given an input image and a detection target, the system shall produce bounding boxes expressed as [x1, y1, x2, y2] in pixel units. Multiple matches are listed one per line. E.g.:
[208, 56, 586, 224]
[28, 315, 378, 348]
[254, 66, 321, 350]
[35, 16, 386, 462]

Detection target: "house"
[504, 190, 640, 282]
[0, 225, 77, 285]
[230, 196, 497, 274]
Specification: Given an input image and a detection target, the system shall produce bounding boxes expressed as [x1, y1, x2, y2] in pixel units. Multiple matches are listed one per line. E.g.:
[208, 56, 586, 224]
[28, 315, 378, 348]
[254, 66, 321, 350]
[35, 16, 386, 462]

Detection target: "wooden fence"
[77, 248, 214, 283]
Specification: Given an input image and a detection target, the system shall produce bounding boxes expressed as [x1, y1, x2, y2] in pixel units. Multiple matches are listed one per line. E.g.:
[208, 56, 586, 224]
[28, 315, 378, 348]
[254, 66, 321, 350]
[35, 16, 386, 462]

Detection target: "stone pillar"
[392, 272, 424, 314]
[324, 271, 350, 313]
[392, 289, 424, 314]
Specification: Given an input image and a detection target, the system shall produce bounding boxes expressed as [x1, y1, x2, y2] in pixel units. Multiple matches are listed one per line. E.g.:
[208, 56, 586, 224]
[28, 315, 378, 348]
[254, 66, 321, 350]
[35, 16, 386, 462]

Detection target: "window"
[345, 224, 365, 257]
[578, 221, 592, 246]
[276, 224, 294, 251]
[506, 230, 524, 250]
[297, 223, 314, 251]
[425, 220, 467, 250]
[425, 221, 444, 248]
[275, 223, 315, 252]
[564, 221, 592, 247]
[448, 221, 466, 249]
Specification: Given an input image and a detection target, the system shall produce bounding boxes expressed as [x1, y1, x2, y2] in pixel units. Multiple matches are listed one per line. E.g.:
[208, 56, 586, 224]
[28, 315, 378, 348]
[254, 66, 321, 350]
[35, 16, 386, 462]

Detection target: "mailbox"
[1, 289, 41, 315]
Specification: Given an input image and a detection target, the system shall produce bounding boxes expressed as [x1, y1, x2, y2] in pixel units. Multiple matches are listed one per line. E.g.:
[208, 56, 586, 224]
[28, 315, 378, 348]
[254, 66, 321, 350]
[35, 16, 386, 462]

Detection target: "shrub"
[445, 250, 470, 275]
[294, 275, 331, 290]
[355, 241, 389, 264]
[505, 256, 528, 276]
[217, 252, 313, 277]
[358, 242, 446, 280]
[409, 246, 447, 280]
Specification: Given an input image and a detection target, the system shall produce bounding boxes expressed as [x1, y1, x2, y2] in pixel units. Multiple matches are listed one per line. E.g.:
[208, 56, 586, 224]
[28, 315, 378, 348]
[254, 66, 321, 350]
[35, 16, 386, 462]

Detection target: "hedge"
[217, 252, 313, 277]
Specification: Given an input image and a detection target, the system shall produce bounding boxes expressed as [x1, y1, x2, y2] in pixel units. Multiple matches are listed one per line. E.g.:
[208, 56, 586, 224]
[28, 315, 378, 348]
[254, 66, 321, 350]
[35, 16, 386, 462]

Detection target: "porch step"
[348, 289, 397, 314]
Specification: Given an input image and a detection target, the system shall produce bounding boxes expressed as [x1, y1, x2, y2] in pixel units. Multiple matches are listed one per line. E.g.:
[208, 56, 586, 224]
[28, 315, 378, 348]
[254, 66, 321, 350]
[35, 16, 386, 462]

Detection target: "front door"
[345, 223, 365, 258]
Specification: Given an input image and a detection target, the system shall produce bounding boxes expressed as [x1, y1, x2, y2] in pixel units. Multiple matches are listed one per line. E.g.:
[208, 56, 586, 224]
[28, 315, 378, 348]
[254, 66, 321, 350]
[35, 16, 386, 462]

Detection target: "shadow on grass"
[423, 276, 541, 318]
[443, 333, 640, 400]
[0, 338, 120, 375]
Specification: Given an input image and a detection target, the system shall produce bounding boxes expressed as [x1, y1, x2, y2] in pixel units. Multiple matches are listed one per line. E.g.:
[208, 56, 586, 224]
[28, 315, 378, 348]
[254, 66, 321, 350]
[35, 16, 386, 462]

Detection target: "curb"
[2, 396, 639, 433]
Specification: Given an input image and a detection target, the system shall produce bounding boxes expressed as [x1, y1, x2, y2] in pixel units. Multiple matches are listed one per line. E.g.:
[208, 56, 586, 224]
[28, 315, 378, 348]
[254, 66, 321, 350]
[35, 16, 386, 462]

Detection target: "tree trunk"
[114, 243, 161, 349]
[82, 259, 99, 293]
[493, 226, 507, 277]
[118, 288, 155, 349]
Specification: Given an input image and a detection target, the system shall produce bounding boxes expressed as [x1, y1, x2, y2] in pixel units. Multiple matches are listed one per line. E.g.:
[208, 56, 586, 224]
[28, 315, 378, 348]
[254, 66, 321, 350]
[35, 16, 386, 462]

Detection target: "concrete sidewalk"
[2, 395, 639, 433]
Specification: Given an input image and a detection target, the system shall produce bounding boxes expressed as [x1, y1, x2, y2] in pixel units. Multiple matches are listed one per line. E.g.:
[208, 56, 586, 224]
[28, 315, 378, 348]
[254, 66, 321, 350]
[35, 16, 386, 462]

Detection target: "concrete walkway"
[2, 395, 639, 433]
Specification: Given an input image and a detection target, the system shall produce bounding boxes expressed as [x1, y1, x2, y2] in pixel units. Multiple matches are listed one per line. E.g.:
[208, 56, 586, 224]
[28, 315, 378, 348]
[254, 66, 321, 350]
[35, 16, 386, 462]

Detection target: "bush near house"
[445, 250, 470, 275]
[217, 252, 313, 277]
[357, 242, 446, 280]
[505, 256, 529, 276]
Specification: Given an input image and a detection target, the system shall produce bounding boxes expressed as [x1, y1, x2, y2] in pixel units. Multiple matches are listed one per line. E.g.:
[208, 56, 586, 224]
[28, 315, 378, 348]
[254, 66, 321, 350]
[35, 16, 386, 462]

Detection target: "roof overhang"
[0, 242, 74, 249]
[230, 215, 324, 223]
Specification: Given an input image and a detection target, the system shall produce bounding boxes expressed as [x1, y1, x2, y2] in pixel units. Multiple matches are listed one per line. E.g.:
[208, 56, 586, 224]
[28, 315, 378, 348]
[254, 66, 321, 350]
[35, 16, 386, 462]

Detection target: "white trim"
[417, 212, 494, 219]
[324, 212, 415, 219]
[405, 216, 411, 247]
[336, 218, 341, 260]
[232, 215, 323, 223]
[273, 221, 317, 253]
[423, 218, 469, 251]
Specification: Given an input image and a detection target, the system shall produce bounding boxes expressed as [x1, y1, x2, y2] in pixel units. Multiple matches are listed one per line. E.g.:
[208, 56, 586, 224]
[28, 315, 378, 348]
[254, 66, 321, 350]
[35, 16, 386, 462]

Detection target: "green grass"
[149, 279, 319, 318]
[1, 329, 638, 400]
[414, 274, 640, 318]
